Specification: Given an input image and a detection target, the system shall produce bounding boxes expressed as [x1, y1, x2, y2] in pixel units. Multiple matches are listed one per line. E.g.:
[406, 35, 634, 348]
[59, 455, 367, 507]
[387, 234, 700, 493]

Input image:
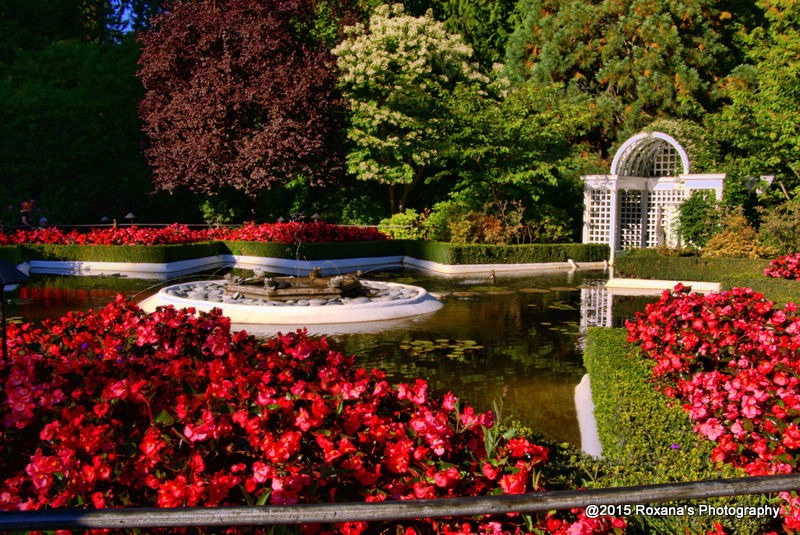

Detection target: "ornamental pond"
[6, 269, 653, 448]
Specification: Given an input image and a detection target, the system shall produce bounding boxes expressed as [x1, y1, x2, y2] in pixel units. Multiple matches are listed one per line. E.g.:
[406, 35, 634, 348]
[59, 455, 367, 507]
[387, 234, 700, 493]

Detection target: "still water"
[6, 269, 648, 448]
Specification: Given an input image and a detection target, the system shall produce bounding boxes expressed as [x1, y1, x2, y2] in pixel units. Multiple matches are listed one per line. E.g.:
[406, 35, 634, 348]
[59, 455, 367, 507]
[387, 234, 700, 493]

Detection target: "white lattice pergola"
[581, 131, 724, 262]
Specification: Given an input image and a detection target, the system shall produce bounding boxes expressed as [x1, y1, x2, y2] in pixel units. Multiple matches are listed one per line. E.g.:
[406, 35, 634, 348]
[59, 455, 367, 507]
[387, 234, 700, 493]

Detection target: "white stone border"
[138, 280, 443, 324]
[402, 257, 608, 276]
[605, 277, 720, 295]
[575, 374, 602, 457]
[24, 255, 609, 280]
[28, 256, 230, 279]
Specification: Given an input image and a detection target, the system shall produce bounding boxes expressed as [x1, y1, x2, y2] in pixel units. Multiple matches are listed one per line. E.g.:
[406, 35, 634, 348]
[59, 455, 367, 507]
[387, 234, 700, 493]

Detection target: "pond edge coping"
[23, 255, 609, 280]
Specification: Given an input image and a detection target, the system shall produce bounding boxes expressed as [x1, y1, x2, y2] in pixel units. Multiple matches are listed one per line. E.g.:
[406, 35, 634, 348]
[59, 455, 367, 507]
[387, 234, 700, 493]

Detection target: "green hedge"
[404, 241, 609, 265]
[19, 242, 229, 263]
[613, 252, 769, 281]
[613, 253, 800, 305]
[0, 245, 24, 266]
[223, 239, 408, 260]
[584, 328, 773, 534]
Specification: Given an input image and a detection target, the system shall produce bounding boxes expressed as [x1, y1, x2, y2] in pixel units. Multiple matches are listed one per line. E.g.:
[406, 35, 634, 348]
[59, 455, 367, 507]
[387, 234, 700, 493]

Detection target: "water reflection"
[5, 270, 657, 448]
[321, 271, 611, 447]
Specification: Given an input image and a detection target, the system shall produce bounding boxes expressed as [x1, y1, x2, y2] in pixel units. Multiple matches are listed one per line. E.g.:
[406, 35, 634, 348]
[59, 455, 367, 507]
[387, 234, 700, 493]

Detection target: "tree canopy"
[707, 0, 800, 194]
[332, 3, 487, 213]
[504, 0, 753, 156]
[137, 0, 345, 196]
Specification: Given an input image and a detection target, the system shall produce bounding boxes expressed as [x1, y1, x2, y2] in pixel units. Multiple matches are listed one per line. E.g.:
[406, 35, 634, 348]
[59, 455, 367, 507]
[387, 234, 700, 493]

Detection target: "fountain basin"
[138, 279, 443, 324]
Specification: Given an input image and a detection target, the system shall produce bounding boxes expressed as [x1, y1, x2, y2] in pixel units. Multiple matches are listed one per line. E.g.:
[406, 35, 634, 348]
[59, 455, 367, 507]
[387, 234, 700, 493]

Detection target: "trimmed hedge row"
[613, 253, 800, 304]
[613, 252, 769, 282]
[583, 328, 772, 535]
[223, 239, 408, 260]
[17, 242, 229, 264]
[404, 241, 610, 265]
[0, 245, 24, 266]
[0, 240, 609, 266]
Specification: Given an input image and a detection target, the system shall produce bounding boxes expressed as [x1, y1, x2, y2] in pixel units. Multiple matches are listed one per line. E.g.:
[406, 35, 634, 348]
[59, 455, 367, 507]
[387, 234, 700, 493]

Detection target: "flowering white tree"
[332, 4, 487, 213]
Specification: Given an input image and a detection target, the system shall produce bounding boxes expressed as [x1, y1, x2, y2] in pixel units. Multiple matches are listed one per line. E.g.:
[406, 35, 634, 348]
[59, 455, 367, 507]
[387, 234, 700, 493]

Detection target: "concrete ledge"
[29, 256, 230, 280]
[27, 255, 610, 280]
[605, 278, 720, 295]
[402, 257, 608, 276]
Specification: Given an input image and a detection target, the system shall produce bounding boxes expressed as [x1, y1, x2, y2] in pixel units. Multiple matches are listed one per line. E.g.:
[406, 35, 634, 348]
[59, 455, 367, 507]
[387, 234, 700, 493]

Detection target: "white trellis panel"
[581, 132, 725, 261]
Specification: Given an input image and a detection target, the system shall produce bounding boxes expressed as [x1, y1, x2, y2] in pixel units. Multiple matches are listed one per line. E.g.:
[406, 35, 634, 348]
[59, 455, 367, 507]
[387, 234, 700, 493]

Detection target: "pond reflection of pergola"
[581, 131, 725, 262]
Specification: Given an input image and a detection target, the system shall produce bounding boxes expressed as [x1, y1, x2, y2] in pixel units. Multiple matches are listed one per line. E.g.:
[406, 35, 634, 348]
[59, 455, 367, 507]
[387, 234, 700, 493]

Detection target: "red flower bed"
[765, 253, 800, 280]
[626, 284, 800, 530]
[0, 297, 621, 534]
[0, 222, 387, 246]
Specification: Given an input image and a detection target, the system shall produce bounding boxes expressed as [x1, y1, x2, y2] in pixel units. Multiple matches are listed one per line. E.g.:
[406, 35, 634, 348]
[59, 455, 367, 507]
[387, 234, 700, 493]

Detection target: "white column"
[608, 186, 619, 264]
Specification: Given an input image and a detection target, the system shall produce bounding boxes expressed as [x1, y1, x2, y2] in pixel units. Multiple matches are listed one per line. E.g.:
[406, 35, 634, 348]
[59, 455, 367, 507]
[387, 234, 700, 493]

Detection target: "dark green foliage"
[404, 242, 609, 265]
[612, 252, 800, 304]
[0, 37, 163, 224]
[706, 1, 800, 194]
[436, 0, 516, 70]
[584, 328, 774, 534]
[678, 190, 720, 247]
[613, 251, 769, 282]
[20, 242, 227, 263]
[0, 246, 25, 266]
[0, 240, 607, 266]
[759, 198, 800, 255]
[222, 240, 407, 261]
[504, 0, 747, 156]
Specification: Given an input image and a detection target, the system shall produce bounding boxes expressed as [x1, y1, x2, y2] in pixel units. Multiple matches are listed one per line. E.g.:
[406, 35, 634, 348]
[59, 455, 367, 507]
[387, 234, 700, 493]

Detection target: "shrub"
[702, 208, 777, 259]
[378, 209, 419, 239]
[678, 190, 720, 248]
[403, 242, 609, 265]
[760, 199, 800, 255]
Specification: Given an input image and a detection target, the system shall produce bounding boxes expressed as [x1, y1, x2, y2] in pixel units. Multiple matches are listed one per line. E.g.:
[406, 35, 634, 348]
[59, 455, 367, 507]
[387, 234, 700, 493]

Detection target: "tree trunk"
[398, 170, 423, 214]
[388, 185, 397, 214]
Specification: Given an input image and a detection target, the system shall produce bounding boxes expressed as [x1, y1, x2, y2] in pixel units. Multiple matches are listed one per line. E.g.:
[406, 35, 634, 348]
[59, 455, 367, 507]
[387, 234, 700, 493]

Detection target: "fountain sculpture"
[138, 268, 443, 326]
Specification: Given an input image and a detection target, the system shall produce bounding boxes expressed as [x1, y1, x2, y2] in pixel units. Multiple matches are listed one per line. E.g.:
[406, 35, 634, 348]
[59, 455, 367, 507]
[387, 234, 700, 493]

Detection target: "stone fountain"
[224, 267, 364, 302]
[138, 268, 443, 326]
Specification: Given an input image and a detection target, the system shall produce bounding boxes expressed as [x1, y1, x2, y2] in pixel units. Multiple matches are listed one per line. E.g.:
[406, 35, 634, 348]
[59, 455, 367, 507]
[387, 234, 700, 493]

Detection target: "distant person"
[38, 217, 48, 228]
[19, 200, 33, 229]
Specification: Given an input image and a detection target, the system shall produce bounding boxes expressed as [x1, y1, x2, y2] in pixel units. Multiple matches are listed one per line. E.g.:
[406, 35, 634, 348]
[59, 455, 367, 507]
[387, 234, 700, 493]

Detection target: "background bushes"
[405, 242, 609, 265]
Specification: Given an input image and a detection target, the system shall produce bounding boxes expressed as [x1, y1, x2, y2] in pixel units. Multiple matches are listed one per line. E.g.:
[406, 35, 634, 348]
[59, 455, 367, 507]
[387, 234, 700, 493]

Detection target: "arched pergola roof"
[610, 132, 690, 177]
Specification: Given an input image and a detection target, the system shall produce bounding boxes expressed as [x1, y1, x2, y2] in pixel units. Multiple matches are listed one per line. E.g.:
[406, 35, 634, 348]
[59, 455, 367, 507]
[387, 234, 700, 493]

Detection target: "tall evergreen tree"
[505, 0, 750, 155]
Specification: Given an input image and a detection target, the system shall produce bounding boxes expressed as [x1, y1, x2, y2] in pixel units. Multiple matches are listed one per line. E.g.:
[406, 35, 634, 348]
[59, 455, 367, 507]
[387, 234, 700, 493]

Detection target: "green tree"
[332, 3, 488, 213]
[0, 38, 160, 223]
[678, 190, 720, 247]
[505, 0, 749, 155]
[444, 81, 594, 207]
[436, 0, 515, 70]
[707, 0, 800, 194]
